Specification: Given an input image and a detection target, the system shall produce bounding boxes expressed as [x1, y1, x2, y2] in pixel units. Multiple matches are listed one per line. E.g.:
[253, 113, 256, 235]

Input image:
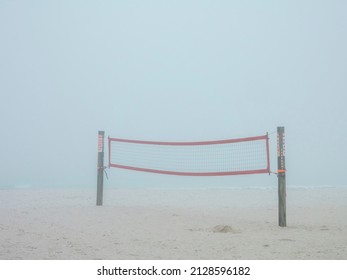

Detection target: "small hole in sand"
[212, 225, 234, 233]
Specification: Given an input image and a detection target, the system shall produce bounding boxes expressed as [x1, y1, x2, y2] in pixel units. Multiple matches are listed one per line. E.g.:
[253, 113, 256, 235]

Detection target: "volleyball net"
[108, 134, 270, 176]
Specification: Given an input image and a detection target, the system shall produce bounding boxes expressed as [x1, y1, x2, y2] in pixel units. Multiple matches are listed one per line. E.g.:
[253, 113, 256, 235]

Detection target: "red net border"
[108, 134, 270, 176]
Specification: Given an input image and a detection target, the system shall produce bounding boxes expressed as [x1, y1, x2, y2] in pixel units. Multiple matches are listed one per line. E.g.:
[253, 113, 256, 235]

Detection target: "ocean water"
[1, 183, 346, 191]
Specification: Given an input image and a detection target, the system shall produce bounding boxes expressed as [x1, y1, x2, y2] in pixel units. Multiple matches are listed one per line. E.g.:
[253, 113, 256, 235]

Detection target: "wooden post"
[277, 126, 286, 227]
[96, 131, 105, 206]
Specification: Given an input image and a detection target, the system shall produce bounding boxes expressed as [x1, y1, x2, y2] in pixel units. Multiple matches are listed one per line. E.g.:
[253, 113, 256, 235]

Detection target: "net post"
[277, 126, 286, 227]
[96, 131, 105, 206]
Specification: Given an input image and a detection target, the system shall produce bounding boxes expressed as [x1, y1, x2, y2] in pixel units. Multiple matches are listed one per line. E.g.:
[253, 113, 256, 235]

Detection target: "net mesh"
[108, 134, 270, 176]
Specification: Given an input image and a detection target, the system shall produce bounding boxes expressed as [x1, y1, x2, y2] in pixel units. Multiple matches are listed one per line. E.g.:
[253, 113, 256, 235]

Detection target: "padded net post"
[277, 126, 286, 227]
[96, 131, 105, 206]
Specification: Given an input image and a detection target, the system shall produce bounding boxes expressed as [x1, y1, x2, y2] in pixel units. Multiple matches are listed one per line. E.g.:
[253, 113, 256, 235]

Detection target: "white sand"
[1, 186, 346, 260]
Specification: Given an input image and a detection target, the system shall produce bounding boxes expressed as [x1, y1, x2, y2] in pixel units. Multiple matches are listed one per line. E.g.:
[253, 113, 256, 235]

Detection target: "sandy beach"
[0, 186, 346, 260]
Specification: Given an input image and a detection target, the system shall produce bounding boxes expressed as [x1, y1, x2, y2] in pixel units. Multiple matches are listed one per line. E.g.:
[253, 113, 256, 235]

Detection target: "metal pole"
[277, 126, 286, 227]
[96, 131, 105, 206]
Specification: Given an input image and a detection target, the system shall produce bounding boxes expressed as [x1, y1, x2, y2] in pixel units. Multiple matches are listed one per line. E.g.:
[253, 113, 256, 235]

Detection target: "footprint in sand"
[212, 225, 234, 233]
[279, 238, 295, 242]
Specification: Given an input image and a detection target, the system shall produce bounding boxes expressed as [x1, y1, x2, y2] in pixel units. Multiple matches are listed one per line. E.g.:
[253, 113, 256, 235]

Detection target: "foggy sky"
[1, 1, 346, 188]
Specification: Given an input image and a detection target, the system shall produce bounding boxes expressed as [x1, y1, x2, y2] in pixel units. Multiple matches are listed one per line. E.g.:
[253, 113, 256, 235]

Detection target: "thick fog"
[1, 1, 346, 188]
